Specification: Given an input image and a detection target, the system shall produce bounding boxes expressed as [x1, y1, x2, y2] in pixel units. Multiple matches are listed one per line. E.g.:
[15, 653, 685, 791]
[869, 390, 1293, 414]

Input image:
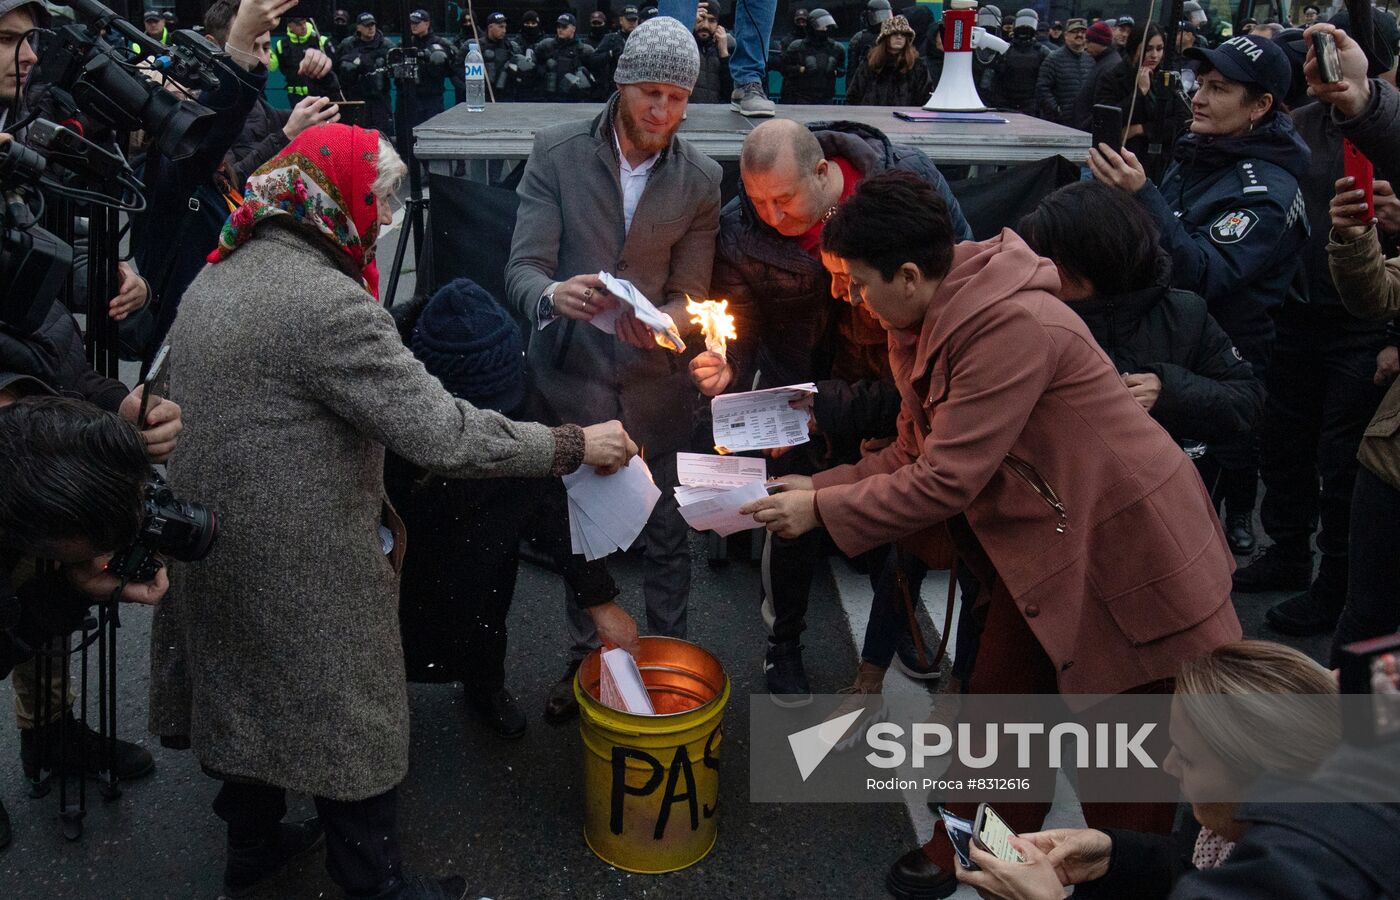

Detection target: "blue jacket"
[1134, 114, 1312, 360]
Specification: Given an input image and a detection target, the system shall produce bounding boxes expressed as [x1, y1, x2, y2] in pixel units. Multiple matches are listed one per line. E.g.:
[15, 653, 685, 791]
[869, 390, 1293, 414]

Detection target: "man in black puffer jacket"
[1020, 181, 1263, 446]
[692, 119, 972, 701]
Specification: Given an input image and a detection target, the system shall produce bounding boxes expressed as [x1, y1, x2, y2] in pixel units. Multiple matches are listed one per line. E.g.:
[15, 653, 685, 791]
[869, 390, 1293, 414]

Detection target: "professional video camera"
[105, 471, 218, 583]
[26, 0, 230, 161]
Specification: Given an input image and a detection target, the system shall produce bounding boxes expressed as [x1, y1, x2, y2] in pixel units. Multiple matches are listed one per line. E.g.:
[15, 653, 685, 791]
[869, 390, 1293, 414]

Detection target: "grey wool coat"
[150, 222, 564, 800]
[505, 97, 723, 455]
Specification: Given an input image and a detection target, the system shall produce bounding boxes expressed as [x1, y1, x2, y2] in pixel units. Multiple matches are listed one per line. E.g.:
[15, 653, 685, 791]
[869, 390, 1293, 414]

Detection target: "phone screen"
[976, 805, 1024, 863]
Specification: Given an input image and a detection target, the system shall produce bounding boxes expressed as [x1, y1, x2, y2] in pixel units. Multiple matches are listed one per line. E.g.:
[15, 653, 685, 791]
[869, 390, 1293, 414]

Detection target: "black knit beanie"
[410, 278, 526, 416]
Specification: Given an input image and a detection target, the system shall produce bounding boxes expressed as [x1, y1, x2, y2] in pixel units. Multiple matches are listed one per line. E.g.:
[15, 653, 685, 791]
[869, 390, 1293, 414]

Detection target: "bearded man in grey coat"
[505, 15, 723, 721]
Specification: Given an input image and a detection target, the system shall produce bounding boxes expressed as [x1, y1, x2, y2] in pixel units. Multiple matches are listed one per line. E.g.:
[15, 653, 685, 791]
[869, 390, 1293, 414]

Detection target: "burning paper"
[685, 297, 737, 360]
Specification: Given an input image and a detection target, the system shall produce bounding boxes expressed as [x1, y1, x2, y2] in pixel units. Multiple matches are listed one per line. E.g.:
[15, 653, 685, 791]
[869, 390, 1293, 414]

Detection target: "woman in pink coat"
[744, 171, 1242, 900]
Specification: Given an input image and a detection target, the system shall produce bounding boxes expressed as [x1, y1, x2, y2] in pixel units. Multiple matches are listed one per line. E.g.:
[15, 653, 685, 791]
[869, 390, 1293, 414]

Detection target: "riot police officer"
[535, 13, 596, 102]
[592, 5, 639, 98]
[271, 15, 339, 105]
[779, 7, 845, 104]
[459, 12, 527, 103]
[336, 12, 392, 134]
[404, 9, 454, 129]
[848, 0, 893, 69]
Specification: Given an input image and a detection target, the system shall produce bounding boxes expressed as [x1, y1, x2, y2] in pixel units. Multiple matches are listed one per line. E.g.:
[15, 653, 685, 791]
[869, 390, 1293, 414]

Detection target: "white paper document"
[676, 481, 769, 537]
[710, 383, 819, 453]
[564, 456, 661, 561]
[673, 452, 768, 536]
[586, 272, 686, 352]
[599, 647, 656, 715]
[675, 451, 767, 489]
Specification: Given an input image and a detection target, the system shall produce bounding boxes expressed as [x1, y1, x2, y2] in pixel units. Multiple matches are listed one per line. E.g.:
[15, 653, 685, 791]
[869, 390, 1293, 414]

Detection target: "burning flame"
[685, 296, 738, 360]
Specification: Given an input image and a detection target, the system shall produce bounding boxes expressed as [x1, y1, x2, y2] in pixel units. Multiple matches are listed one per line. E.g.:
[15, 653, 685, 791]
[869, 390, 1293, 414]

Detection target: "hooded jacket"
[1133, 113, 1312, 358]
[811, 231, 1241, 700]
[1070, 255, 1264, 444]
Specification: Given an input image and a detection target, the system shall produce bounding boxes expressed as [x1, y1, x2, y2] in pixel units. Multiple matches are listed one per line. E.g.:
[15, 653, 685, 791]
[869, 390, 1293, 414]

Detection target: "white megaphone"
[925, 1, 1009, 111]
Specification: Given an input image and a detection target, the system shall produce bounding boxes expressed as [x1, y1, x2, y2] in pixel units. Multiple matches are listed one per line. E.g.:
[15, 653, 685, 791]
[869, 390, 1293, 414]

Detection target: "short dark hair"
[1017, 180, 1160, 296]
[204, 0, 240, 45]
[0, 398, 150, 556]
[822, 170, 956, 282]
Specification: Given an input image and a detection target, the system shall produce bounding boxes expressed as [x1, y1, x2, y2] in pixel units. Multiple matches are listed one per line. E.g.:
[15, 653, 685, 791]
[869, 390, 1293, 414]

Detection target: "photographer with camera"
[0, 395, 173, 850]
[403, 9, 453, 131]
[336, 11, 392, 134]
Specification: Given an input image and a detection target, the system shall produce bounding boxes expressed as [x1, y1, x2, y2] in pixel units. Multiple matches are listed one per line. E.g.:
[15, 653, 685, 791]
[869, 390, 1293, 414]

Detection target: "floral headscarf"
[208, 123, 384, 298]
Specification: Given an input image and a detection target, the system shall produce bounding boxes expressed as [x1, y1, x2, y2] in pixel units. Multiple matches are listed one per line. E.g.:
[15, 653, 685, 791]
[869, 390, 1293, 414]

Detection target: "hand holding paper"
[711, 383, 818, 454]
[673, 452, 770, 536]
[741, 487, 820, 540]
[590, 272, 685, 352]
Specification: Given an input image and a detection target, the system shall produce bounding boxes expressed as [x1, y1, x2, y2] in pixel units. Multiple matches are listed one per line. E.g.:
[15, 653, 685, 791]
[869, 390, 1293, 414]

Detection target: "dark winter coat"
[844, 56, 933, 107]
[592, 29, 629, 97]
[1071, 46, 1121, 129]
[1070, 255, 1264, 443]
[1035, 44, 1094, 123]
[849, 26, 881, 69]
[1094, 61, 1192, 181]
[692, 33, 735, 103]
[336, 32, 392, 99]
[224, 98, 291, 191]
[1133, 114, 1311, 357]
[988, 37, 1050, 114]
[536, 36, 596, 101]
[714, 121, 973, 403]
[780, 34, 846, 103]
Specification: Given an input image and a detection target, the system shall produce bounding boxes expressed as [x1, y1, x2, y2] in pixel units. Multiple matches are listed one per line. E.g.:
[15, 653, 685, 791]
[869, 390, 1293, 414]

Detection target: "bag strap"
[893, 548, 957, 671]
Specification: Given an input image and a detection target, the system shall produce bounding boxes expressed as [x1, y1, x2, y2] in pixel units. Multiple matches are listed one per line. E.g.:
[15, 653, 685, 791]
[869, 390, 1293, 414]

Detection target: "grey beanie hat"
[613, 16, 700, 91]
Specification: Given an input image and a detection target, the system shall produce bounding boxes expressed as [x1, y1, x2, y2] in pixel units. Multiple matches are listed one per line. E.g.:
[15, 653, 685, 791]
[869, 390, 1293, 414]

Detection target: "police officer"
[271, 14, 338, 105]
[404, 9, 453, 130]
[455, 12, 523, 103]
[336, 11, 392, 135]
[1091, 34, 1310, 552]
[535, 13, 596, 102]
[848, 0, 893, 68]
[130, 9, 167, 57]
[592, 5, 639, 98]
[519, 9, 546, 51]
[779, 7, 845, 104]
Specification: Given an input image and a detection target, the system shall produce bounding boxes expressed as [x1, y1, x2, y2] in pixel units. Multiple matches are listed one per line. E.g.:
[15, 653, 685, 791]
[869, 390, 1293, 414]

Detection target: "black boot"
[20, 712, 155, 782]
[764, 639, 811, 707]
[1232, 543, 1313, 593]
[224, 817, 324, 898]
[467, 687, 527, 739]
[885, 846, 958, 900]
[0, 797, 11, 850]
[543, 659, 582, 725]
[366, 873, 471, 899]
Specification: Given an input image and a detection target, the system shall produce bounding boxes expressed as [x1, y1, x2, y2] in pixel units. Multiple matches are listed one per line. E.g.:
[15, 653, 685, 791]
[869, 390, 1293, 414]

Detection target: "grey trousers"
[566, 451, 691, 658]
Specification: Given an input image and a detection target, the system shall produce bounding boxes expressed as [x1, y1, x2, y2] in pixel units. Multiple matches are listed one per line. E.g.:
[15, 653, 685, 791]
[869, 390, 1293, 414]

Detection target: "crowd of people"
[2, 0, 1400, 899]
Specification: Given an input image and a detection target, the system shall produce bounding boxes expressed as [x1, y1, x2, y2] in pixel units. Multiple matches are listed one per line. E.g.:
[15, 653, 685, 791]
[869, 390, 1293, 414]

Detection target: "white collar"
[613, 128, 660, 176]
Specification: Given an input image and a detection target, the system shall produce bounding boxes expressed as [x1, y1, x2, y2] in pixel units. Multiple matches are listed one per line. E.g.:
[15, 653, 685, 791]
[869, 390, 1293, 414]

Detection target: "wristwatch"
[537, 283, 558, 322]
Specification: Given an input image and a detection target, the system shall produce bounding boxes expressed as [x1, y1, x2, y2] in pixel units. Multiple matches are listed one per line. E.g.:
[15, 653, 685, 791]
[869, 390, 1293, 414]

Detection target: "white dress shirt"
[614, 129, 660, 236]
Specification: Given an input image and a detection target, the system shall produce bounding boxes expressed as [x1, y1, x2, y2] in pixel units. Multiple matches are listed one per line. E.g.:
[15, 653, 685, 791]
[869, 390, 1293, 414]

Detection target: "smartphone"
[1344, 139, 1375, 220]
[1314, 31, 1343, 83]
[1090, 104, 1124, 153]
[974, 803, 1025, 864]
[939, 809, 977, 870]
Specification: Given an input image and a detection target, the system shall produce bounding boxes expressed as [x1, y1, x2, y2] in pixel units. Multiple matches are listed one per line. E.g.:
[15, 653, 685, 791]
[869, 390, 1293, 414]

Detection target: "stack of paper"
[674, 452, 769, 537]
[587, 272, 686, 353]
[564, 457, 661, 561]
[712, 383, 819, 453]
[599, 647, 656, 715]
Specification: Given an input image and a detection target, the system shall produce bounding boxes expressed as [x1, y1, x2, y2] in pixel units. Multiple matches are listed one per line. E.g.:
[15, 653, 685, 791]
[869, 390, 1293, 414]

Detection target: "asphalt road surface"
[0, 517, 1326, 900]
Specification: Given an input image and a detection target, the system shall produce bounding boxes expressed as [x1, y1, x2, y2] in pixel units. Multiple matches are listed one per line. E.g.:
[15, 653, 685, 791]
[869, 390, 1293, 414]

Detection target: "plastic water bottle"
[464, 42, 487, 112]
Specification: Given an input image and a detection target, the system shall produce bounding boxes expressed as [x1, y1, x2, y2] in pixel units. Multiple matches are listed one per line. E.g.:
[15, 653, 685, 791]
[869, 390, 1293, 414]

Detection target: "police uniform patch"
[1210, 210, 1257, 244]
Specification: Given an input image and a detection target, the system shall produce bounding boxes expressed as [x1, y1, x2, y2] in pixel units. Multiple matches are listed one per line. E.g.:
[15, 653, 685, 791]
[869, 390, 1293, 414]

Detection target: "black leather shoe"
[0, 797, 12, 850]
[885, 847, 958, 900]
[369, 873, 471, 899]
[764, 639, 812, 707]
[1265, 590, 1344, 637]
[224, 817, 324, 898]
[1225, 512, 1256, 555]
[21, 712, 155, 782]
[543, 659, 582, 725]
[467, 687, 527, 739]
[1232, 544, 1312, 593]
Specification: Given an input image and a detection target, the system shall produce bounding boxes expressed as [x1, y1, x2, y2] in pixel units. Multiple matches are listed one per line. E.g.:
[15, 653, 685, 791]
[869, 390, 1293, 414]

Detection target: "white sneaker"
[731, 82, 776, 117]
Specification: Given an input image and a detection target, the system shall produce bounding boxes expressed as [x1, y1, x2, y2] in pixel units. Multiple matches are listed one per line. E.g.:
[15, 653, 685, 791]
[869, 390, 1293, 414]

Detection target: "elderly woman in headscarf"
[844, 14, 934, 107]
[151, 123, 636, 900]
